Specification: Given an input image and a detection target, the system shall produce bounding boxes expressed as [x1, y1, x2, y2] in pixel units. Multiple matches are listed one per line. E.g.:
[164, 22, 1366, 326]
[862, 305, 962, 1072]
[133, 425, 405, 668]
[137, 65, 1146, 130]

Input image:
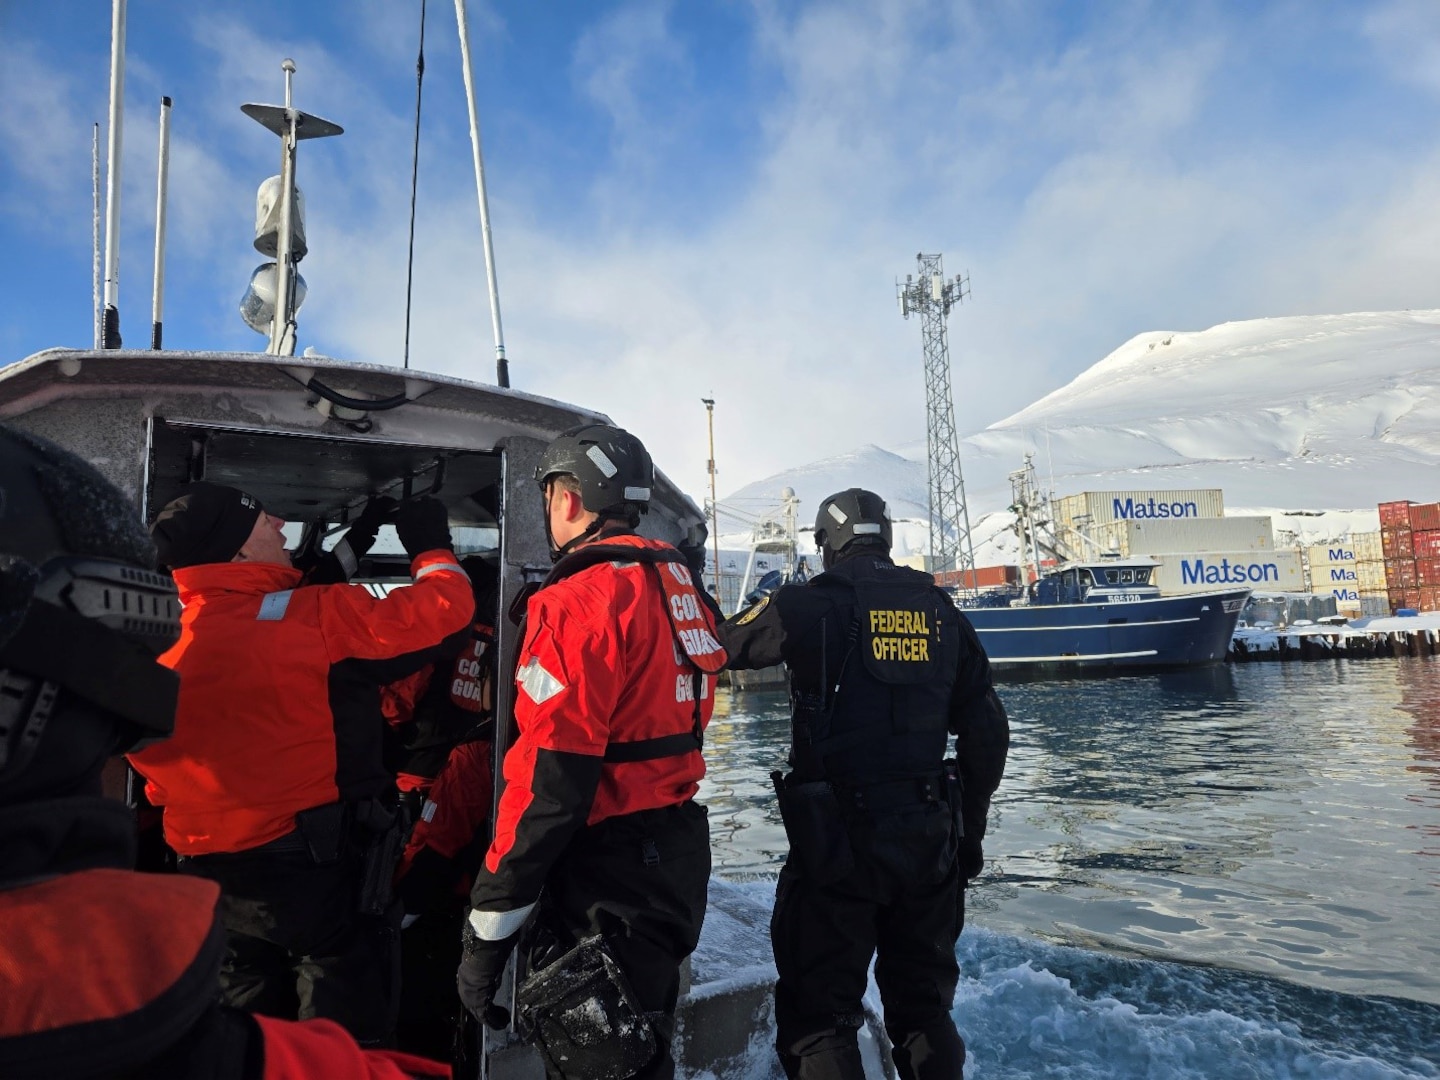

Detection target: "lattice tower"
[897, 252, 977, 581]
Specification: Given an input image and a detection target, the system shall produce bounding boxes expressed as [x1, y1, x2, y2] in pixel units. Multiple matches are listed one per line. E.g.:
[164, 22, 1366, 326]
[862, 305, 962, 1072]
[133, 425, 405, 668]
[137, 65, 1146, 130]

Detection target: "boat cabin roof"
[0, 348, 704, 537]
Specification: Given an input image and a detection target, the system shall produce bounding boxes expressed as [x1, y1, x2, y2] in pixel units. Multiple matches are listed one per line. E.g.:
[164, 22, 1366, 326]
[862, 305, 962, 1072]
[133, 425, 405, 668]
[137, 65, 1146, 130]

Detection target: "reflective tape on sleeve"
[469, 902, 536, 941]
[415, 561, 468, 580]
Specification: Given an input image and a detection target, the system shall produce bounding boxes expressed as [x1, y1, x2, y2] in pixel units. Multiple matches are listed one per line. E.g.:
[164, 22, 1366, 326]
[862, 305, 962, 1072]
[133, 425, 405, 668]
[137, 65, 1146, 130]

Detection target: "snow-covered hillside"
[717, 310, 1440, 563]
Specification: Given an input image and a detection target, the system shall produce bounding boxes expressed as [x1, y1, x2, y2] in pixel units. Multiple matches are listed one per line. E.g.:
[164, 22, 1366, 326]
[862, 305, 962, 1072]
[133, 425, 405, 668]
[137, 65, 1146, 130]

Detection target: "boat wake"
[686, 880, 1440, 1079]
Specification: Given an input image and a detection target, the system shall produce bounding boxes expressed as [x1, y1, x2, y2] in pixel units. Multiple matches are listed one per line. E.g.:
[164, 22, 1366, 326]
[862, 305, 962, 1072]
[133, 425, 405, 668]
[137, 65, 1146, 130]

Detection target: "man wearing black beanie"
[150, 482, 266, 570]
[129, 484, 475, 1047]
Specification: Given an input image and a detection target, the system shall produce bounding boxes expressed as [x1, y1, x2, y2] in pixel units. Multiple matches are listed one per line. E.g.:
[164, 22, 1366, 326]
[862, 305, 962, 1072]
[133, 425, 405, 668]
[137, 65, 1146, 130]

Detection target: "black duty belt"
[603, 731, 702, 763]
[835, 774, 943, 815]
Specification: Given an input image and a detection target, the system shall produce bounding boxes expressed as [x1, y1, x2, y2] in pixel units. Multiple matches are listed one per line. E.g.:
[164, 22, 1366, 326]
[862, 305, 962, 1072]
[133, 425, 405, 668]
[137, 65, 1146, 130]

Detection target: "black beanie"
[150, 483, 264, 570]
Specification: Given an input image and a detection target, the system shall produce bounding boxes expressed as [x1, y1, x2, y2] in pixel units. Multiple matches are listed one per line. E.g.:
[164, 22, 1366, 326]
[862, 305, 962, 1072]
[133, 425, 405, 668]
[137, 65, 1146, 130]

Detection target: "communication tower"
[897, 252, 978, 581]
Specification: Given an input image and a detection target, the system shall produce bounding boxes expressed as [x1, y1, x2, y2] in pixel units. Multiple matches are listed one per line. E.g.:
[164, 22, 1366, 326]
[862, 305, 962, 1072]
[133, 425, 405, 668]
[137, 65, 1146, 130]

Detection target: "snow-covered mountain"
[717, 310, 1440, 564]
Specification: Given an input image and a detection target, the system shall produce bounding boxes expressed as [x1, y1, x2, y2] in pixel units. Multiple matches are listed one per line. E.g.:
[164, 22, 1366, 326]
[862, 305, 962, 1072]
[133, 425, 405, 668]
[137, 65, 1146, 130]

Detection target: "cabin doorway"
[145, 418, 503, 579]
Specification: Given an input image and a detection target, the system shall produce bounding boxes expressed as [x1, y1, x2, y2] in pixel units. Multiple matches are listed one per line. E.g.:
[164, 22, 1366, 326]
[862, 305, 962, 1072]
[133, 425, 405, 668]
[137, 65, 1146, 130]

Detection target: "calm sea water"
[697, 658, 1440, 1078]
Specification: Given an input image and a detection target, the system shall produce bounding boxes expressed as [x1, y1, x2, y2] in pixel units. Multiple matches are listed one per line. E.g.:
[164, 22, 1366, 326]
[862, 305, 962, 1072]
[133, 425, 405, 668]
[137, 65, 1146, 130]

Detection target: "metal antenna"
[897, 252, 978, 584]
[703, 398, 721, 606]
[101, 0, 126, 349]
[241, 60, 343, 356]
[151, 96, 172, 349]
[455, 0, 509, 387]
[402, 0, 427, 370]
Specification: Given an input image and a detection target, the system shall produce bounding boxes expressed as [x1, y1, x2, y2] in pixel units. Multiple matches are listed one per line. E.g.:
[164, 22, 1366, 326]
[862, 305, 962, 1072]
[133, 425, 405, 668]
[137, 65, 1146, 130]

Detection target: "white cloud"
[1363, 0, 1440, 95]
[10, 1, 1440, 514]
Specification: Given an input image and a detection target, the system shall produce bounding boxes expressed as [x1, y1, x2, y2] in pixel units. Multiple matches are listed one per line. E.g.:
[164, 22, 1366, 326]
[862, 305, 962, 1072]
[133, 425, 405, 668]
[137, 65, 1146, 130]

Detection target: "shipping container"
[1382, 524, 1413, 558]
[1306, 543, 1357, 568]
[1324, 580, 1364, 607]
[1413, 530, 1440, 560]
[1418, 558, 1440, 586]
[1093, 516, 1274, 557]
[1356, 561, 1387, 591]
[1411, 503, 1440, 532]
[1360, 594, 1390, 617]
[1404, 588, 1423, 610]
[1379, 500, 1414, 527]
[1421, 585, 1440, 612]
[1385, 558, 1418, 587]
[1053, 489, 1224, 530]
[934, 564, 1019, 590]
[1313, 560, 1361, 592]
[1351, 531, 1383, 562]
[1151, 548, 1303, 595]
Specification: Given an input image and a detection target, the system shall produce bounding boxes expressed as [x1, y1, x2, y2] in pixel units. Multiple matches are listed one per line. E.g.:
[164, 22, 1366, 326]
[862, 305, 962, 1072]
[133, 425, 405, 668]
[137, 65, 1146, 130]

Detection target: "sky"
[5, 1, 1440, 505]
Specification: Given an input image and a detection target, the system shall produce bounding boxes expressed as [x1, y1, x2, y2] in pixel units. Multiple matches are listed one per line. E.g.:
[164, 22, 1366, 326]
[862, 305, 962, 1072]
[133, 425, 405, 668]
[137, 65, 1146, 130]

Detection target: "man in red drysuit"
[456, 424, 727, 1080]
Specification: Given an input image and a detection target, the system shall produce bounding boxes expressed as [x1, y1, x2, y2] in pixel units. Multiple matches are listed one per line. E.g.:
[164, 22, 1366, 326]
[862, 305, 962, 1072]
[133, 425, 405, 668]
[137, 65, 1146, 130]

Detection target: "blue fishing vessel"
[959, 557, 1249, 675]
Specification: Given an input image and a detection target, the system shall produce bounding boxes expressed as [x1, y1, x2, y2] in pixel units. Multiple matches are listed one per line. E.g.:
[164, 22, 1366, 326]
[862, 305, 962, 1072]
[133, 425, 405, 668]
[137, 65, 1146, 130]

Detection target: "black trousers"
[771, 801, 966, 1080]
[395, 907, 466, 1061]
[527, 799, 711, 1080]
[180, 836, 401, 1047]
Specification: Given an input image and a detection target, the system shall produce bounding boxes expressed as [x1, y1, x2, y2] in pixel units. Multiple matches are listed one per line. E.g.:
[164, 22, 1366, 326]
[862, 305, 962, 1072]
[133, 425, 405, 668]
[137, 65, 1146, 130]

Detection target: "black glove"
[958, 835, 984, 883]
[394, 496, 453, 558]
[345, 496, 399, 556]
[458, 917, 518, 1029]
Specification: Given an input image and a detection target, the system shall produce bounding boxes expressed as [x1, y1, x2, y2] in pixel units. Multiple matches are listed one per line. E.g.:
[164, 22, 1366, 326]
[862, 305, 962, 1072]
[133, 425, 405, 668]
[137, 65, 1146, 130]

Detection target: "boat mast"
[454, 0, 510, 388]
[101, 0, 126, 349]
[151, 96, 172, 350]
[270, 61, 300, 356]
[240, 62, 343, 355]
[703, 398, 721, 605]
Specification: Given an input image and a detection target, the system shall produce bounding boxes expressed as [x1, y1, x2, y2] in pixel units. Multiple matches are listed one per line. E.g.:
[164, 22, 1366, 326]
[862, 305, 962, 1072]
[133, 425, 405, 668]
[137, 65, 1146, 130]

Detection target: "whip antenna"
[455, 0, 509, 387]
[402, 0, 427, 370]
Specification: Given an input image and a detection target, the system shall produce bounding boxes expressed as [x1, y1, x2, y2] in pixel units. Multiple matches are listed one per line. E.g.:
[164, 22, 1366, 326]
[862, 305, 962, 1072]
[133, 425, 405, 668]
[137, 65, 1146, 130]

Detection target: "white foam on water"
[955, 927, 1439, 1080]
[690, 881, 1439, 1079]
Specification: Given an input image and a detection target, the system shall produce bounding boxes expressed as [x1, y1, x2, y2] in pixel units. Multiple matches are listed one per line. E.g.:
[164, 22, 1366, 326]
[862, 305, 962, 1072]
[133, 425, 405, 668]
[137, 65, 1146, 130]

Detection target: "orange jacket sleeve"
[316, 550, 475, 666]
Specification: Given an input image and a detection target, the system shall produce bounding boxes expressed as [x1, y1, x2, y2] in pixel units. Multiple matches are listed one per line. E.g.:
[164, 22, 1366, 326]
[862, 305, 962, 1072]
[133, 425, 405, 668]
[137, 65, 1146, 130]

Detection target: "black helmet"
[814, 488, 892, 557]
[535, 424, 653, 516]
[0, 425, 181, 801]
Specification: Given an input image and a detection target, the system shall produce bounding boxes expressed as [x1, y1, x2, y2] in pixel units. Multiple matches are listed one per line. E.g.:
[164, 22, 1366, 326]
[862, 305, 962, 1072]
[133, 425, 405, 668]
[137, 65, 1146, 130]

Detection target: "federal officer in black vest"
[719, 488, 1008, 1080]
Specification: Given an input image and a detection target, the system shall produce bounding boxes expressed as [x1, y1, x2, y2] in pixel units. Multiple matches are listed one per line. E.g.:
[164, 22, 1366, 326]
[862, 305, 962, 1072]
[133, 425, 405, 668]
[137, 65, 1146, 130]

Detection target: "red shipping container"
[1404, 589, 1423, 609]
[1382, 525, 1414, 558]
[1417, 558, 1440, 585]
[1421, 586, 1440, 612]
[1379, 500, 1414, 527]
[934, 564, 1020, 590]
[1389, 588, 1408, 613]
[1413, 530, 1440, 559]
[1385, 558, 1417, 586]
[1411, 503, 1440, 532]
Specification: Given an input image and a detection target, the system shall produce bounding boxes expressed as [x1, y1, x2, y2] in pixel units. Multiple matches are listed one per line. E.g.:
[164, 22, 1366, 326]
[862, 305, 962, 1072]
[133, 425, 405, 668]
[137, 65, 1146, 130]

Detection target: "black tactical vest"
[788, 556, 961, 786]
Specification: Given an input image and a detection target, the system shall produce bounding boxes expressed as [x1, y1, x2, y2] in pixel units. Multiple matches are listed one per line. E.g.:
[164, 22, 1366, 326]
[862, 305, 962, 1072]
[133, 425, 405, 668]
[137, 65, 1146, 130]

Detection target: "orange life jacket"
[129, 550, 474, 854]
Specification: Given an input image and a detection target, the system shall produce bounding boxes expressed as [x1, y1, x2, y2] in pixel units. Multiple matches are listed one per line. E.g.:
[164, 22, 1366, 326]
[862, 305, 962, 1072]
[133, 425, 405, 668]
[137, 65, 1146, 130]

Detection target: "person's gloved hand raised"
[457, 919, 518, 1030]
[394, 497, 453, 558]
[344, 495, 399, 557]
